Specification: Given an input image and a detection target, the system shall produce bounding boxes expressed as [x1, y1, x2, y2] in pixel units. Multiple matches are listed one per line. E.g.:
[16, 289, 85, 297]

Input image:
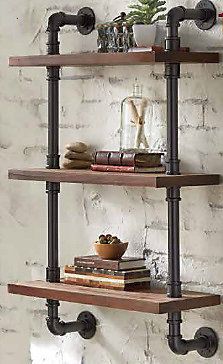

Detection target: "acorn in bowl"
[94, 234, 128, 260]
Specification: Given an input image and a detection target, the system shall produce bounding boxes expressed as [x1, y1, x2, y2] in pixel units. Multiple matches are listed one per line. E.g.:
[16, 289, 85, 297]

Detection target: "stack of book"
[91, 151, 165, 173]
[63, 255, 150, 291]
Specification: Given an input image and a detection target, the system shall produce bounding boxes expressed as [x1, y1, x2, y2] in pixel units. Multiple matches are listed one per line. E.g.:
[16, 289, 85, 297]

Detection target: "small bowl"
[94, 242, 128, 260]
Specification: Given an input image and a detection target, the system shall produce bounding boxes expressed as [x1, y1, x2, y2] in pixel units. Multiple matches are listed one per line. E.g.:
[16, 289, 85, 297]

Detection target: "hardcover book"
[94, 151, 164, 167]
[65, 265, 150, 280]
[74, 255, 145, 271]
[91, 165, 166, 173]
[64, 274, 150, 285]
[63, 278, 150, 291]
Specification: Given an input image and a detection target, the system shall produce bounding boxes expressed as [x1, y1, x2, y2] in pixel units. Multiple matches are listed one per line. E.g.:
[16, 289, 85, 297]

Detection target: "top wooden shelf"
[9, 51, 220, 68]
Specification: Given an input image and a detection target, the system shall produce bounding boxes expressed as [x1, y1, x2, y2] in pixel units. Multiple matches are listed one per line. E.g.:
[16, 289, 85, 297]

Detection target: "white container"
[132, 24, 156, 48]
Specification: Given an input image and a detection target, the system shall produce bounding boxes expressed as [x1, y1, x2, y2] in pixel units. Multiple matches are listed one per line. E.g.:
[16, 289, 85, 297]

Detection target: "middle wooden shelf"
[8, 168, 220, 188]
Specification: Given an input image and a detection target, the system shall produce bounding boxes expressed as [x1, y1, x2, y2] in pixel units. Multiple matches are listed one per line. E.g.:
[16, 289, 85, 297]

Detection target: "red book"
[91, 164, 166, 173]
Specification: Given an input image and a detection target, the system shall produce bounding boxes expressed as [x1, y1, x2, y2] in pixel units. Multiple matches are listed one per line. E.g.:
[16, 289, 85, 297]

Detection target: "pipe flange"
[77, 7, 95, 35]
[195, 0, 216, 30]
[194, 327, 218, 358]
[77, 311, 97, 339]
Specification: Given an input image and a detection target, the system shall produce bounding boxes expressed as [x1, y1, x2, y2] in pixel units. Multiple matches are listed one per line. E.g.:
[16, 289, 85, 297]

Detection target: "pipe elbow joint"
[168, 337, 188, 355]
[166, 6, 186, 27]
[47, 12, 66, 32]
[46, 317, 66, 336]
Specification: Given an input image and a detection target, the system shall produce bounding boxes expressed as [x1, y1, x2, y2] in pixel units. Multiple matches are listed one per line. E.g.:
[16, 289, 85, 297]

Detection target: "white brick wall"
[0, 1, 223, 363]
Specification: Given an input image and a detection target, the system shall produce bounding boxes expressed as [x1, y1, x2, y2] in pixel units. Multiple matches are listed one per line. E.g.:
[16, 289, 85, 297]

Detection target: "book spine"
[65, 267, 150, 280]
[74, 258, 120, 270]
[63, 278, 124, 290]
[109, 152, 123, 166]
[64, 273, 151, 283]
[63, 278, 150, 291]
[94, 151, 164, 167]
[135, 166, 166, 173]
[94, 151, 111, 165]
[136, 156, 162, 167]
[95, 151, 124, 166]
[120, 153, 135, 166]
[91, 165, 165, 173]
[94, 152, 141, 167]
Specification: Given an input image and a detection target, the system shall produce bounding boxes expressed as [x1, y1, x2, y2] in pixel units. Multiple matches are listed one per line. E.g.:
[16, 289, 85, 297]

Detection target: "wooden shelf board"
[8, 281, 220, 314]
[8, 168, 220, 188]
[9, 51, 220, 68]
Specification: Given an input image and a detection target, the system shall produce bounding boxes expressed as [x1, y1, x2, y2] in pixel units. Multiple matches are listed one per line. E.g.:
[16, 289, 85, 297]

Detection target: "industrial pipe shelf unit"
[7, 1, 221, 358]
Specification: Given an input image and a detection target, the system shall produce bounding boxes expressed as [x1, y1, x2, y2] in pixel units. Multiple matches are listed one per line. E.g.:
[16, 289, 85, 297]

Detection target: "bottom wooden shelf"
[8, 281, 220, 314]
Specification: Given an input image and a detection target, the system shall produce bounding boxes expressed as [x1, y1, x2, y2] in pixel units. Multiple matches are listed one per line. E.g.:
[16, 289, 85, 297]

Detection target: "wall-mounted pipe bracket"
[194, 327, 218, 358]
[47, 7, 95, 35]
[195, 0, 216, 30]
[76, 7, 95, 35]
[46, 300, 97, 339]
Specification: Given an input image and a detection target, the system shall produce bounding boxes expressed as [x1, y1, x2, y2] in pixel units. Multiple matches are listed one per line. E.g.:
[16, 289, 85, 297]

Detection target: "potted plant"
[127, 0, 166, 48]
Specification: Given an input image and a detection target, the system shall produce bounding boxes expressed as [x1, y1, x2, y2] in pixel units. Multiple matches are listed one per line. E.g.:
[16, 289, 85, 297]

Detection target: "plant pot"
[132, 24, 156, 48]
[94, 242, 128, 260]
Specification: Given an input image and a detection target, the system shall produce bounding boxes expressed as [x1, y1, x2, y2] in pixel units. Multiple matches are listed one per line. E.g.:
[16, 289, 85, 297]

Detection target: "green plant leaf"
[152, 14, 166, 23]
[127, 0, 166, 24]
[128, 4, 149, 11]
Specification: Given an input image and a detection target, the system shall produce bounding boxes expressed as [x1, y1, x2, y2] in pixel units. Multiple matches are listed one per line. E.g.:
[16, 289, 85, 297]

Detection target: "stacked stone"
[62, 142, 93, 169]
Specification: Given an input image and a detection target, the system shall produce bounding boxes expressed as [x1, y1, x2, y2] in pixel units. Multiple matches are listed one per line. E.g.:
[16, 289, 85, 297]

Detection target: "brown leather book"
[91, 164, 166, 173]
[109, 152, 123, 166]
[74, 255, 145, 271]
[94, 151, 164, 167]
[94, 151, 111, 165]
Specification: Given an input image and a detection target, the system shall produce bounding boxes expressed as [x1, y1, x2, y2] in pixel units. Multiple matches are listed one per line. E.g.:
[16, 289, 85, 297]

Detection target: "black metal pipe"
[45, 9, 96, 339]
[165, 4, 215, 50]
[166, 6, 209, 28]
[168, 312, 207, 355]
[46, 300, 85, 336]
[46, 300, 97, 338]
[46, 11, 61, 285]
[47, 67, 60, 169]
[47, 12, 85, 33]
[166, 188, 181, 298]
[46, 182, 60, 283]
[165, 65, 180, 175]
[165, 3, 218, 357]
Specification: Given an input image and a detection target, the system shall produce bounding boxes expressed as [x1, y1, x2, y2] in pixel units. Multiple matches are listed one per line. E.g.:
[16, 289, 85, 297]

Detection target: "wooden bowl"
[94, 242, 128, 260]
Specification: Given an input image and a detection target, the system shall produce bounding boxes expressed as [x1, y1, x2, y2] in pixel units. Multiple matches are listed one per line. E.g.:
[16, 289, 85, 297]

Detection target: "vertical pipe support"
[165, 3, 218, 357]
[45, 9, 97, 338]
